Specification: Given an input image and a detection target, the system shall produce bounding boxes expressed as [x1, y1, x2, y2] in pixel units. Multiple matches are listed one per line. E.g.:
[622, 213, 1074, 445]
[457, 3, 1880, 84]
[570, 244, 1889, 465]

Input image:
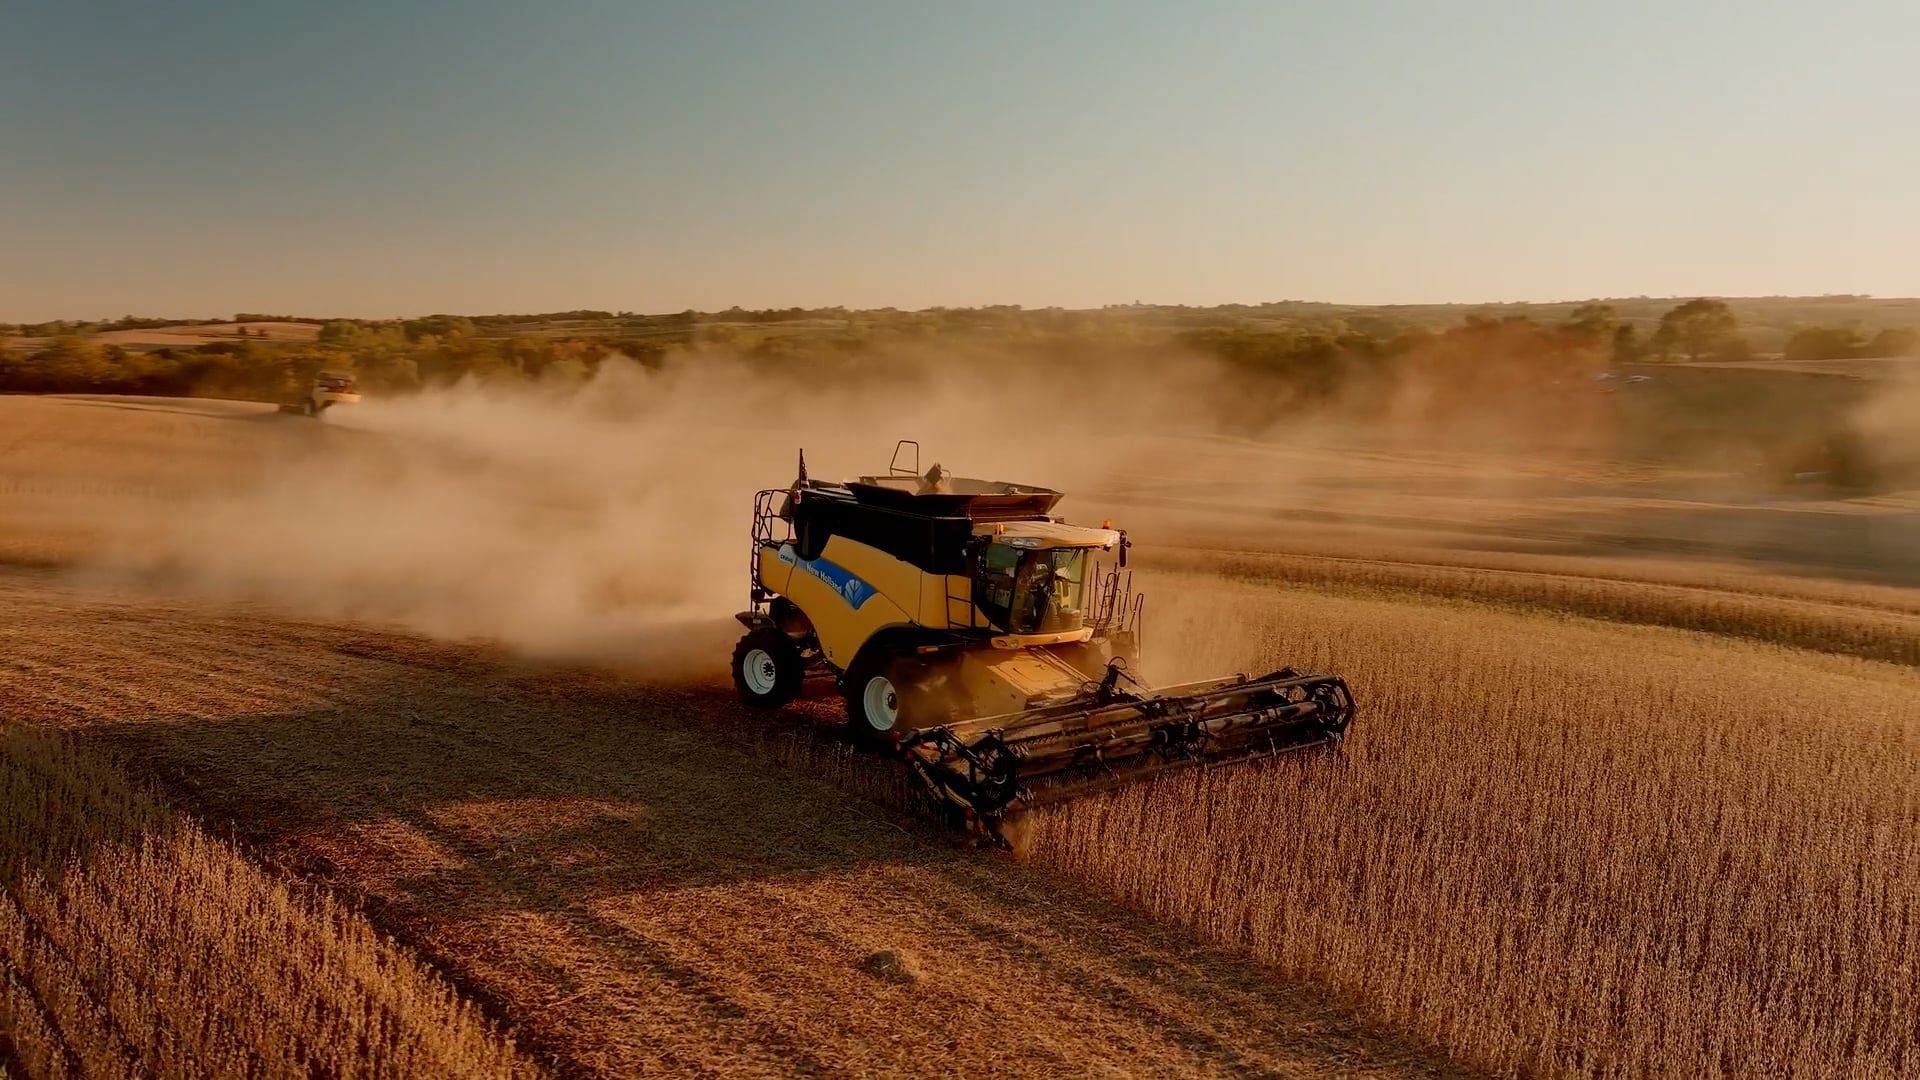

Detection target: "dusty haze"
[68, 343, 1917, 675]
[79, 352, 1245, 674]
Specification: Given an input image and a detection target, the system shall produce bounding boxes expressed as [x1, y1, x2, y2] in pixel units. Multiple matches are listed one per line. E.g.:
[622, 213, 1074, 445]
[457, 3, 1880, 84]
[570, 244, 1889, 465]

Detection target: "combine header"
[731, 442, 1354, 845]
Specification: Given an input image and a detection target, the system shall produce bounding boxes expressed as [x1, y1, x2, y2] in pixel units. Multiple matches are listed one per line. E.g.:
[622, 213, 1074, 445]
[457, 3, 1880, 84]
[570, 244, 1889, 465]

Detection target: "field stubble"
[0, 725, 538, 1079]
[0, 572, 1471, 1079]
[7, 392, 1920, 1078]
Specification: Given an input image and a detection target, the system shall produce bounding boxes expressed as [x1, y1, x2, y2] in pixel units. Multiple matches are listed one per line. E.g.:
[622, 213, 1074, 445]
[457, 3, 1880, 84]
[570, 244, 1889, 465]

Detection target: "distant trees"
[1562, 302, 1618, 346]
[1611, 325, 1642, 365]
[40, 337, 115, 388]
[0, 337, 120, 392]
[402, 315, 476, 342]
[464, 310, 615, 330]
[1785, 324, 1920, 362]
[1785, 325, 1869, 364]
[1167, 310, 1613, 433]
[1874, 327, 1920, 356]
[316, 321, 361, 345]
[1559, 303, 1650, 365]
[1588, 298, 1914, 365]
[105, 315, 200, 331]
[4, 298, 1910, 410]
[1651, 298, 1740, 361]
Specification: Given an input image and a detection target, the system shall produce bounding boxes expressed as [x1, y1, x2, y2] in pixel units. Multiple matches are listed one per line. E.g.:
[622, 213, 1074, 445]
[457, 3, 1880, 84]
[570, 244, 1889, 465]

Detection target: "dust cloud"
[82, 352, 1243, 676]
[1852, 371, 1920, 481]
[78, 339, 1905, 677]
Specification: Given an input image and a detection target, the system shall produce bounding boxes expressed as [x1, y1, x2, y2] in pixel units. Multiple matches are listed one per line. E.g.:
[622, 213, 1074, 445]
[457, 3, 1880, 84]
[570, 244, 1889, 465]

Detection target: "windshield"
[974, 543, 1089, 634]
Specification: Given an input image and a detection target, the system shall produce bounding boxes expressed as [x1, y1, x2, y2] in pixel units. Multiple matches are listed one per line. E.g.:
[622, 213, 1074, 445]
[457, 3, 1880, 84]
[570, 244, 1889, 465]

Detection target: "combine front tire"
[733, 628, 803, 708]
[845, 656, 902, 746]
[845, 655, 951, 748]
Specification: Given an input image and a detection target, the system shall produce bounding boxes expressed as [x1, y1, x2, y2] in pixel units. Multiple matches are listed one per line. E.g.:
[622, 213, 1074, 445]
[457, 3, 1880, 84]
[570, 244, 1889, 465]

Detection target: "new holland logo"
[778, 546, 877, 610]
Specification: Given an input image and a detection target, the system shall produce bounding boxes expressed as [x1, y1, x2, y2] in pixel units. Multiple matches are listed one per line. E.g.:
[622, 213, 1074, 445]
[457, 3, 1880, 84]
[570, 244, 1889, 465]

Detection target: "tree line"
[1, 297, 1913, 403]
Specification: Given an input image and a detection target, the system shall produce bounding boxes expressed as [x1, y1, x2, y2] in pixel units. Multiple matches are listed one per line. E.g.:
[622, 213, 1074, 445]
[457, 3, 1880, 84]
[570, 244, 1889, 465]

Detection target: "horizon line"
[6, 292, 1914, 327]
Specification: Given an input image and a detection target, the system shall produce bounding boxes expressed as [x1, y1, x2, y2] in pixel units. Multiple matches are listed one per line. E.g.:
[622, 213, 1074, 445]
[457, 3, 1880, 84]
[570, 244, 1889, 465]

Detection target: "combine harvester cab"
[731, 441, 1354, 844]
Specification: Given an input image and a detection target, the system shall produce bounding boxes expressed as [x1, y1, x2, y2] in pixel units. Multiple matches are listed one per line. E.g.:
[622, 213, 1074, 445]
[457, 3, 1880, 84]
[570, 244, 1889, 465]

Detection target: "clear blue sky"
[3, 1, 1915, 321]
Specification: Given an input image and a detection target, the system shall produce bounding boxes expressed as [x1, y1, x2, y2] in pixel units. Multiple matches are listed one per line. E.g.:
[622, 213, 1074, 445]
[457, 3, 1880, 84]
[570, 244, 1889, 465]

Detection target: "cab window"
[973, 542, 1088, 634]
[976, 542, 1020, 627]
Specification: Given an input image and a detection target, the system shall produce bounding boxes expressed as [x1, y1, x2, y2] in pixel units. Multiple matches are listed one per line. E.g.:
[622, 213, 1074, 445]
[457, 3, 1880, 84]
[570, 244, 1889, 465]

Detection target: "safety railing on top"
[749, 489, 793, 609]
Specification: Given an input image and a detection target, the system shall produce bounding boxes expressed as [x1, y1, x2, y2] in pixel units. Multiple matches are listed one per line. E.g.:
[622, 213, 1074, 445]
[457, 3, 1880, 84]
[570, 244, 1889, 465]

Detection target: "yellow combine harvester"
[277, 370, 360, 417]
[732, 442, 1355, 844]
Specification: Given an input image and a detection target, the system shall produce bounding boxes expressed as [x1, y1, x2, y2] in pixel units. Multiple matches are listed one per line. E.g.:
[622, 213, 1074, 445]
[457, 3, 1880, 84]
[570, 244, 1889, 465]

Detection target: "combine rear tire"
[733, 628, 803, 708]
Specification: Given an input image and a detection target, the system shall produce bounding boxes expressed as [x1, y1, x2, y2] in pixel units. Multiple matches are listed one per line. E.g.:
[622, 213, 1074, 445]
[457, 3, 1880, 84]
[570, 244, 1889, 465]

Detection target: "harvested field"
[1148, 548, 1920, 666]
[0, 571, 1464, 1078]
[1150, 532, 1920, 615]
[6, 323, 322, 354]
[3, 391, 1918, 1078]
[0, 724, 539, 1079]
[1677, 355, 1920, 380]
[0, 395, 299, 567]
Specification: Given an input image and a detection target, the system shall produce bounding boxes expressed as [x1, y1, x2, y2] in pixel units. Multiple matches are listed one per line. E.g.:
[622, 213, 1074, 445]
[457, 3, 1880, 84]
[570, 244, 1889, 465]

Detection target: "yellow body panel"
[757, 538, 915, 667]
[756, 536, 990, 665]
[953, 648, 1089, 716]
[756, 545, 794, 596]
[752, 523, 1118, 716]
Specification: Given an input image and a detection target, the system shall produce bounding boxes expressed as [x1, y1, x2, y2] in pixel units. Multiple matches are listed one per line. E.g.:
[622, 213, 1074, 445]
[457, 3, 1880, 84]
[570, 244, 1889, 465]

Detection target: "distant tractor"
[279, 371, 360, 417]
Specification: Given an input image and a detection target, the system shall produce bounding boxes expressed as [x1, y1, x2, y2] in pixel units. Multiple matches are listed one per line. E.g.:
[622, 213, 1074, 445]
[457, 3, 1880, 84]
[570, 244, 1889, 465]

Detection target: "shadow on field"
[56, 623, 1478, 1080]
[84, 675, 898, 900]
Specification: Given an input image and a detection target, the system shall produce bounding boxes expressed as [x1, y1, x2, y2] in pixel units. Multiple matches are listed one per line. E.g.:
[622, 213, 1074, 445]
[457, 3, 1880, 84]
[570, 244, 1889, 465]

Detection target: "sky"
[2, 0, 1916, 321]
